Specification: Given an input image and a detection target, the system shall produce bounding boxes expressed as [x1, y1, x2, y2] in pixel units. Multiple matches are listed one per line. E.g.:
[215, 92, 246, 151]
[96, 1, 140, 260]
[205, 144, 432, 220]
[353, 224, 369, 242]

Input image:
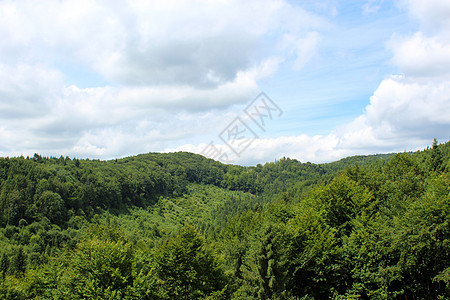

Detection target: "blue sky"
[0, 0, 449, 165]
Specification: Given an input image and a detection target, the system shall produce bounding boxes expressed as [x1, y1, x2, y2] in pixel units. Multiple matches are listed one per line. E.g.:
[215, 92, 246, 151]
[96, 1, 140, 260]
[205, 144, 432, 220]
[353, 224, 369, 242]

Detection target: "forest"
[0, 139, 448, 299]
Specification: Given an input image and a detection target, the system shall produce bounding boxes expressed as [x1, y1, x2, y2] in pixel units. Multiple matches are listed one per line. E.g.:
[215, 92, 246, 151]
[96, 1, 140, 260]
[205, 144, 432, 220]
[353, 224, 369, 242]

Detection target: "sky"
[0, 0, 449, 165]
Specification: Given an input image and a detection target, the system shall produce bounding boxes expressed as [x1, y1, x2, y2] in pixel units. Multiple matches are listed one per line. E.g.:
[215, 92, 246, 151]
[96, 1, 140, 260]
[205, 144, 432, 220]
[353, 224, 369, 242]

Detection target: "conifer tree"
[12, 247, 26, 276]
[0, 252, 8, 280]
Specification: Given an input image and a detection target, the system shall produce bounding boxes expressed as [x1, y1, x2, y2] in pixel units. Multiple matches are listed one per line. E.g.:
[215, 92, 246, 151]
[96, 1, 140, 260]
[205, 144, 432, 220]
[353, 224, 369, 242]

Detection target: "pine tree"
[12, 247, 26, 276]
[0, 252, 9, 280]
[430, 138, 443, 172]
[256, 225, 287, 299]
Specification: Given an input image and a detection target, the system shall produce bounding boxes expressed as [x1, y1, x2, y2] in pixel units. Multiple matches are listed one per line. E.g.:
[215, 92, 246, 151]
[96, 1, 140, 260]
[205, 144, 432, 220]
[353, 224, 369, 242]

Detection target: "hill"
[0, 140, 448, 299]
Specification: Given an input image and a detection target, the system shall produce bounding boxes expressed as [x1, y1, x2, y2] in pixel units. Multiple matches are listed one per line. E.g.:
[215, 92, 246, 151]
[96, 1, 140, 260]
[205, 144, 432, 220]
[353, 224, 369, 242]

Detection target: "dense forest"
[0, 139, 448, 299]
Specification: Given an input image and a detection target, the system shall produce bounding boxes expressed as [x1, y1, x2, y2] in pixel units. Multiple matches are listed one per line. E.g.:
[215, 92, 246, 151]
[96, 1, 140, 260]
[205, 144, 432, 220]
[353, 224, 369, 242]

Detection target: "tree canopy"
[0, 140, 449, 299]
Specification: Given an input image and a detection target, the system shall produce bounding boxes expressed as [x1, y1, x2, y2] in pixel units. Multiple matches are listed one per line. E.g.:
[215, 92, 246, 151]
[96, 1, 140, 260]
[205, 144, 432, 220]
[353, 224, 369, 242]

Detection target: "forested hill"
[0, 140, 449, 299]
[0, 149, 393, 227]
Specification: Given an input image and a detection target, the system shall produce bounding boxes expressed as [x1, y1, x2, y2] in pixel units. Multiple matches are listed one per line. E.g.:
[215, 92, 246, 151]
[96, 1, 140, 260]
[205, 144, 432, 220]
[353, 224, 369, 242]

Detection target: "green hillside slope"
[0, 140, 448, 299]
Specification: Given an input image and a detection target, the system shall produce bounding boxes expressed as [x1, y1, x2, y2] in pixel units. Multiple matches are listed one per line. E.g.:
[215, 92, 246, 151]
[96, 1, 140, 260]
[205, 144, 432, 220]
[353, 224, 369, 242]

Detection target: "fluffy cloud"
[0, 0, 323, 88]
[169, 0, 450, 165]
[390, 32, 450, 78]
[1, 0, 448, 163]
[402, 0, 450, 32]
[174, 74, 450, 165]
[392, 0, 450, 79]
[332, 76, 450, 150]
[0, 0, 326, 158]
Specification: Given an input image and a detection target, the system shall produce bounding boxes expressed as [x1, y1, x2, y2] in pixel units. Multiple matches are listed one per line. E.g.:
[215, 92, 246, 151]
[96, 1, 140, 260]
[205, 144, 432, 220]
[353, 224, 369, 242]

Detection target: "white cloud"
[401, 0, 450, 33]
[390, 32, 450, 78]
[363, 0, 384, 15]
[0, 63, 63, 117]
[282, 32, 321, 70]
[2, 0, 448, 164]
[333, 77, 450, 150]
[0, 0, 324, 88]
[172, 75, 450, 164]
[0, 0, 328, 158]
[0, 77, 257, 158]
[168, 0, 450, 165]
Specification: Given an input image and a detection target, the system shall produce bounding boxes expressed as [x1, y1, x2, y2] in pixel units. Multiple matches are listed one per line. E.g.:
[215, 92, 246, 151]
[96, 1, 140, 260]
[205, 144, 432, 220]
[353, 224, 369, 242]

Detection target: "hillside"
[0, 140, 449, 299]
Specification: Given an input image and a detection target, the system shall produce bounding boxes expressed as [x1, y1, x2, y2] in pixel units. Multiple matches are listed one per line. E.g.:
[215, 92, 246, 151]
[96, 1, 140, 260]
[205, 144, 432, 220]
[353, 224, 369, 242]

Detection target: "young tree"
[0, 252, 9, 280]
[154, 225, 227, 300]
[11, 247, 26, 276]
[256, 225, 288, 299]
[430, 138, 444, 172]
[58, 224, 135, 299]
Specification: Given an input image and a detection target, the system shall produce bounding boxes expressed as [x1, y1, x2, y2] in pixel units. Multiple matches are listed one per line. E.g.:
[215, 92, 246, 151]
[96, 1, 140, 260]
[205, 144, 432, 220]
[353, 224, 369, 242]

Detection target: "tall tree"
[154, 225, 226, 300]
[0, 252, 8, 280]
[11, 247, 26, 276]
[430, 138, 444, 172]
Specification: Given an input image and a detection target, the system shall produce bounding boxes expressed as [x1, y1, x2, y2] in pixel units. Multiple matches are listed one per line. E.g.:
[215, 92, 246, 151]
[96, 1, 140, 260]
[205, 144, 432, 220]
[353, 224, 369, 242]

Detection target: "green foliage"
[286, 206, 338, 298]
[0, 252, 8, 280]
[430, 138, 444, 172]
[59, 238, 134, 298]
[307, 175, 372, 236]
[11, 247, 27, 276]
[395, 173, 450, 297]
[36, 190, 66, 225]
[153, 225, 227, 299]
[0, 140, 448, 298]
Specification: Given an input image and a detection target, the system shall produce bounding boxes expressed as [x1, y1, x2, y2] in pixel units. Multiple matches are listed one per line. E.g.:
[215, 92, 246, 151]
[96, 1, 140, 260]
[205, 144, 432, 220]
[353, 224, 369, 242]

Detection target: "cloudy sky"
[0, 0, 449, 165]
